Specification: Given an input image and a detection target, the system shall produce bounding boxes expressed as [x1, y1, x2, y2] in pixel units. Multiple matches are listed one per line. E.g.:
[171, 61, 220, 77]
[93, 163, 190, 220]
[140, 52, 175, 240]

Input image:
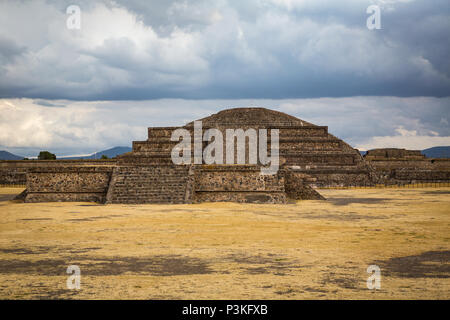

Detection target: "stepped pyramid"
[105, 107, 375, 204]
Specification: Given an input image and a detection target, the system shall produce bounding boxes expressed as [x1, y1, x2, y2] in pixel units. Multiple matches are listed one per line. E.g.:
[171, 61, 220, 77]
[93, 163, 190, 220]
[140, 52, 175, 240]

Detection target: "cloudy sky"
[0, 0, 449, 157]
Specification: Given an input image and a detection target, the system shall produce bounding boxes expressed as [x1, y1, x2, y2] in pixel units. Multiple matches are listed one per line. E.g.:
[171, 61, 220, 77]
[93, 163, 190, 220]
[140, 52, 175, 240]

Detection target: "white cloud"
[395, 126, 417, 137]
[355, 132, 450, 150]
[0, 99, 145, 154]
[355, 124, 450, 150]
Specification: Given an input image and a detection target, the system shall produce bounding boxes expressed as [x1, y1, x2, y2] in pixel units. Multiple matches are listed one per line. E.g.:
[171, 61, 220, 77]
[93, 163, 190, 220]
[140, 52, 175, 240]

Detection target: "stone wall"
[25, 166, 113, 203]
[283, 153, 358, 166]
[194, 191, 287, 204]
[365, 148, 424, 160]
[194, 165, 287, 204]
[368, 159, 450, 183]
[284, 166, 374, 188]
[0, 165, 26, 184]
[0, 160, 115, 185]
[364, 149, 450, 184]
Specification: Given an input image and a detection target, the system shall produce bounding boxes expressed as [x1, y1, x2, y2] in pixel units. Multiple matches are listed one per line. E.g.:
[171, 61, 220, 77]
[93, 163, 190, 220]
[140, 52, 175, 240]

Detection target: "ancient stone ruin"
[364, 148, 450, 184]
[1, 107, 449, 204]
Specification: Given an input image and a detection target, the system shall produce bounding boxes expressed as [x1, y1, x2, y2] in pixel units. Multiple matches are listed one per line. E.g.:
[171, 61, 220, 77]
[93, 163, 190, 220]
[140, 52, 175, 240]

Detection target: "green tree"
[38, 151, 56, 160]
[100, 155, 109, 159]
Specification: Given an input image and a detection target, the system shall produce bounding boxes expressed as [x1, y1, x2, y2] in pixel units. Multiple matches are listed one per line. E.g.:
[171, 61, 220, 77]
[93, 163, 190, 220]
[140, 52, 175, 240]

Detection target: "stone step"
[106, 165, 193, 204]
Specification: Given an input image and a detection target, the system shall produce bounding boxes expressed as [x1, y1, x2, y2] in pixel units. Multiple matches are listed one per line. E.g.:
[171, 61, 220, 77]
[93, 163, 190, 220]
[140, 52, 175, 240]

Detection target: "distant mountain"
[422, 146, 450, 159]
[60, 146, 132, 159]
[0, 150, 24, 160]
[87, 146, 132, 159]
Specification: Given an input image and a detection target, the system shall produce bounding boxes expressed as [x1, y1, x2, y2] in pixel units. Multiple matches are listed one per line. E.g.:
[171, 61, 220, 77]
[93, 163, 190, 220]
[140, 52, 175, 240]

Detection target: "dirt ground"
[0, 187, 448, 299]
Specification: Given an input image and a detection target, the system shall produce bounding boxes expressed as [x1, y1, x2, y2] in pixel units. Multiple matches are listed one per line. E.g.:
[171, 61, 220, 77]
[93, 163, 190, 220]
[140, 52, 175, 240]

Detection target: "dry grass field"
[0, 186, 449, 299]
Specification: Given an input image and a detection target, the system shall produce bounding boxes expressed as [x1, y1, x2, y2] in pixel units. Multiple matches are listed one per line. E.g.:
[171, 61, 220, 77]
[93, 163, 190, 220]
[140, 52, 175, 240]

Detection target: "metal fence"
[319, 182, 450, 190]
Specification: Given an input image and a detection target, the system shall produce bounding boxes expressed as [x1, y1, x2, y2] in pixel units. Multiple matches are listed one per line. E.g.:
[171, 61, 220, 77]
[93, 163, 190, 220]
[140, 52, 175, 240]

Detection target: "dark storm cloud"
[0, 0, 449, 100]
[0, 35, 27, 64]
